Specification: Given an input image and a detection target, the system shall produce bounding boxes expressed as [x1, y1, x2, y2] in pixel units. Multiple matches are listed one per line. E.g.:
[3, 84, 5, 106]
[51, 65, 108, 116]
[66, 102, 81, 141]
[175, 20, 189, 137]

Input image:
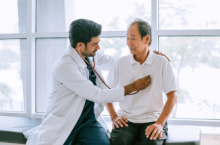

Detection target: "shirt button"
[139, 71, 141, 74]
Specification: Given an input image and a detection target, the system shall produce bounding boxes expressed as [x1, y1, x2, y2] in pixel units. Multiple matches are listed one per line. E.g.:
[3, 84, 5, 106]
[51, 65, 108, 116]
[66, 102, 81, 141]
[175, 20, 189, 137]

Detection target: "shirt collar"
[68, 46, 87, 69]
[130, 50, 154, 65]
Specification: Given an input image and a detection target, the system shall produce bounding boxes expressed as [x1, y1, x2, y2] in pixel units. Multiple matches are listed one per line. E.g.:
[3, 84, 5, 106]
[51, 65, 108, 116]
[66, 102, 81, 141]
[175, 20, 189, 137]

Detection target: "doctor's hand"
[145, 122, 163, 140]
[124, 75, 151, 95]
[112, 116, 128, 129]
[133, 75, 151, 91]
[153, 50, 170, 62]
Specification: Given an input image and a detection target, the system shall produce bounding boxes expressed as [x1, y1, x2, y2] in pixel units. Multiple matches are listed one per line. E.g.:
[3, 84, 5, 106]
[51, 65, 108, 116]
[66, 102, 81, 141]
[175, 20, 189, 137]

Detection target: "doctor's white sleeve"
[106, 61, 120, 89]
[94, 52, 116, 71]
[52, 61, 124, 104]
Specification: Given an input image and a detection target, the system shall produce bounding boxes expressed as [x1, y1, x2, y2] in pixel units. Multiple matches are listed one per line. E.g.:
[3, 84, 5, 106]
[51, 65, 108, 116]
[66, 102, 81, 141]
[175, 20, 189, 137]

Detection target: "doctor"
[26, 19, 152, 145]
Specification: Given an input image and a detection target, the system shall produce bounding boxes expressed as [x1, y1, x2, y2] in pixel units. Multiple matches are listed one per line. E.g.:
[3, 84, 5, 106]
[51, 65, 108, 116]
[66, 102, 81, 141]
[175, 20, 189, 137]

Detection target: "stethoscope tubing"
[78, 45, 139, 95]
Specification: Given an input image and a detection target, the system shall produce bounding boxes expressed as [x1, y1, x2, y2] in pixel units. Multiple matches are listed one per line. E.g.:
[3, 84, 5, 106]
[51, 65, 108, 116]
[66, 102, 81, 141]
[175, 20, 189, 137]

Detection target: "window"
[0, 0, 27, 34]
[0, 0, 220, 142]
[0, 39, 27, 112]
[36, 38, 68, 112]
[35, 0, 151, 112]
[36, 0, 151, 32]
[0, 0, 28, 112]
[159, 0, 220, 30]
[158, 0, 220, 121]
[159, 36, 220, 119]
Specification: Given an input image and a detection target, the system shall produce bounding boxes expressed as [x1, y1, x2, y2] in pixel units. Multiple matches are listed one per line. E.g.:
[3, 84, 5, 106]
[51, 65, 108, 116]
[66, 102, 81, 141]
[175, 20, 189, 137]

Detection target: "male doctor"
[26, 19, 152, 145]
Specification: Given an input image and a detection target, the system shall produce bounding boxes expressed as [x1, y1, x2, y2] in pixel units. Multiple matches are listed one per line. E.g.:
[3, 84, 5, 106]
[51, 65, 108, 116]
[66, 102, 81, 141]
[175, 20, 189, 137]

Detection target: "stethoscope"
[78, 45, 138, 95]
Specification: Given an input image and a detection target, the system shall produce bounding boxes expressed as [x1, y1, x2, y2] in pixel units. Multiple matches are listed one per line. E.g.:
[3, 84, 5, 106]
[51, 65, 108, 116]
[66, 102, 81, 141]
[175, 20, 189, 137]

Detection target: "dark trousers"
[64, 121, 110, 145]
[110, 121, 168, 145]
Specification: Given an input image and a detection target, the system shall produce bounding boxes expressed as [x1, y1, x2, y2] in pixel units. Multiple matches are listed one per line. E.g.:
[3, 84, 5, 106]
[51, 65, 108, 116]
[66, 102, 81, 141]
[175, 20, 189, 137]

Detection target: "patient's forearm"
[156, 91, 177, 126]
[106, 103, 118, 121]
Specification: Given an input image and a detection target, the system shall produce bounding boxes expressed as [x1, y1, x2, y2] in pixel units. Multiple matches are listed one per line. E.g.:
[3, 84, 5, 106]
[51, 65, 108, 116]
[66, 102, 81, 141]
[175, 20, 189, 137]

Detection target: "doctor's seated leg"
[74, 121, 110, 145]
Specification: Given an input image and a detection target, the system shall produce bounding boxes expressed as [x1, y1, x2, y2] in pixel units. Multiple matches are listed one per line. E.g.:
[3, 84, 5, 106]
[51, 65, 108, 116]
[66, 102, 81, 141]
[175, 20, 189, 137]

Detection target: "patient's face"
[126, 23, 149, 55]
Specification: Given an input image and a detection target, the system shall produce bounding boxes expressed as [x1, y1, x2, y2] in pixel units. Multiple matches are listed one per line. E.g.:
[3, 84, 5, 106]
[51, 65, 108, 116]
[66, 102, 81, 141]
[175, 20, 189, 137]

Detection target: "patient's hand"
[112, 116, 128, 129]
[145, 122, 163, 140]
[153, 50, 170, 62]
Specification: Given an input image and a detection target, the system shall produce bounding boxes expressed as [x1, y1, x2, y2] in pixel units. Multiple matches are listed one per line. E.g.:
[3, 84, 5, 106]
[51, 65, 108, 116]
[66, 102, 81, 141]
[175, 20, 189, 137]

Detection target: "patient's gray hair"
[129, 18, 152, 46]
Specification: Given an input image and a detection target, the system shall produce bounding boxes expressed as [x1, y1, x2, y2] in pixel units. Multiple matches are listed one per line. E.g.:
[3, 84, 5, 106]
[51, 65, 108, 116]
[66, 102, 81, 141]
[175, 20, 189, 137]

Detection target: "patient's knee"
[111, 137, 128, 145]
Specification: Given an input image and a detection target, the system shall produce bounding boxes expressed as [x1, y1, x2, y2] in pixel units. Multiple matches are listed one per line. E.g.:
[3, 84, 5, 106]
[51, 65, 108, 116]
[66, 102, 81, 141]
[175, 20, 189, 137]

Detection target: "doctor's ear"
[77, 43, 83, 47]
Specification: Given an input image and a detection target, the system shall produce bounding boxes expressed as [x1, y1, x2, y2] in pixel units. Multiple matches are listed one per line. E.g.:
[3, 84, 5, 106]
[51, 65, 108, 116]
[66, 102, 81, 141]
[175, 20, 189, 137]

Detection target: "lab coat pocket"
[39, 114, 64, 142]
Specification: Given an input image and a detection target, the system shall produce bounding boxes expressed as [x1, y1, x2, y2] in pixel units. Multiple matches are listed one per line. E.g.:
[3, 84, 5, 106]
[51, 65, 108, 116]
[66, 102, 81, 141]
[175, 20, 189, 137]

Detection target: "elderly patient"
[106, 18, 178, 145]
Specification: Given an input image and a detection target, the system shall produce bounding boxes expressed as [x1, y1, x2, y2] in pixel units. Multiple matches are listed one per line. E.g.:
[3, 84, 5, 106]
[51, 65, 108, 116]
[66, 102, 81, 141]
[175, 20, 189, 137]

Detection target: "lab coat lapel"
[67, 46, 87, 69]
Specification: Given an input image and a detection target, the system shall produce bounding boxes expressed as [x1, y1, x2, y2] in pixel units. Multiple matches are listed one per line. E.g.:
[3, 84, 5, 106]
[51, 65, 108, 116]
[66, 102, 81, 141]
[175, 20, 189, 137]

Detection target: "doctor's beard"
[83, 46, 98, 57]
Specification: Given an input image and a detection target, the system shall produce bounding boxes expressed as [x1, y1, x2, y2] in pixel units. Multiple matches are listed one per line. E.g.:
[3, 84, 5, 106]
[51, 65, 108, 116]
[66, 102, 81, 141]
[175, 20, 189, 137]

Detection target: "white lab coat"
[25, 46, 124, 145]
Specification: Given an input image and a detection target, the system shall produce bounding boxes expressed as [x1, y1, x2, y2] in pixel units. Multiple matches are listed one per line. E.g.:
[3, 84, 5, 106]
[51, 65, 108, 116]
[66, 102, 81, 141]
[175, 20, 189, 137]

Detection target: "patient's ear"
[144, 35, 150, 45]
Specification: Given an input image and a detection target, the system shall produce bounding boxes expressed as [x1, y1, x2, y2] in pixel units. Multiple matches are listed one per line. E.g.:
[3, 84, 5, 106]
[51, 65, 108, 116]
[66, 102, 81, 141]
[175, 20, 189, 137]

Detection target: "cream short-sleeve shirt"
[106, 50, 177, 123]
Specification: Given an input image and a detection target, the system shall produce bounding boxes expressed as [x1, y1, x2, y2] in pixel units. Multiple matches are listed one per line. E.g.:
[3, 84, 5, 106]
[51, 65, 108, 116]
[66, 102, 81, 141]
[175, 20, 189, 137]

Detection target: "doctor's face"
[83, 37, 101, 57]
[126, 23, 150, 55]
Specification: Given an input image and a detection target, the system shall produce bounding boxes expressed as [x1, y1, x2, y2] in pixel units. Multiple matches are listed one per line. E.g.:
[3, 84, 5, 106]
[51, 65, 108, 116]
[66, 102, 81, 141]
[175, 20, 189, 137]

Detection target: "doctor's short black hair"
[69, 19, 102, 48]
[129, 18, 152, 46]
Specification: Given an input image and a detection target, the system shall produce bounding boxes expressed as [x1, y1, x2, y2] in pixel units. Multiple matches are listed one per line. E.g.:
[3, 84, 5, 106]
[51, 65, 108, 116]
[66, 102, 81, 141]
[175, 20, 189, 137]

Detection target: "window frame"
[0, 0, 220, 127]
